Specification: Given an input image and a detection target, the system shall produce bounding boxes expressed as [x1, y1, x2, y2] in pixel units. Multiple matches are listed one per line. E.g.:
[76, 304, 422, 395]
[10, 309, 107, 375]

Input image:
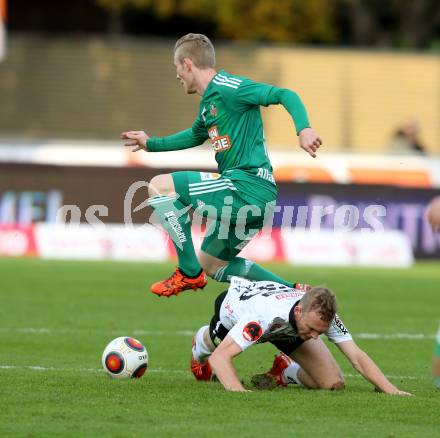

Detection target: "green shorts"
[172, 171, 275, 261]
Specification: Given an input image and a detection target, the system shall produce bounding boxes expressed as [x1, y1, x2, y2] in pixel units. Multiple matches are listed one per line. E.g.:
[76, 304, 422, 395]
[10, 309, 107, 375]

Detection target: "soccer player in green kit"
[122, 33, 322, 297]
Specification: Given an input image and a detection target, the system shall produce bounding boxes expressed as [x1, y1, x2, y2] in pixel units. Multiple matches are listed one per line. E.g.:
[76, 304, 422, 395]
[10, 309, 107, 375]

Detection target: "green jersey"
[147, 70, 310, 204]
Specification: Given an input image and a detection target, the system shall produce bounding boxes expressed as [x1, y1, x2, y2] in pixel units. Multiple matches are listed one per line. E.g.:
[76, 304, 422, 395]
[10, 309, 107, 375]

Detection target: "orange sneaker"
[151, 267, 207, 297]
[190, 337, 212, 381]
[251, 352, 292, 389]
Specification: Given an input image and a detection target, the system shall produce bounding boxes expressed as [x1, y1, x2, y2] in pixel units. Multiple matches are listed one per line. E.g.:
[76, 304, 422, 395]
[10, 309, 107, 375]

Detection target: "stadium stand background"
[0, 35, 439, 153]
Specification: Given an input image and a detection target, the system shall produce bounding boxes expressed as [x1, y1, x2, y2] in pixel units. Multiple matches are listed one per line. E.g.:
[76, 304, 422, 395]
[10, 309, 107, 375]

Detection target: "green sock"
[213, 257, 293, 287]
[148, 195, 201, 277]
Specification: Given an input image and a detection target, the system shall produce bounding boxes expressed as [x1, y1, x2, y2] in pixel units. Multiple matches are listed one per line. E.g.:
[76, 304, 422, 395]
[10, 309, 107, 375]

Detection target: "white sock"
[283, 362, 305, 387]
[192, 325, 212, 363]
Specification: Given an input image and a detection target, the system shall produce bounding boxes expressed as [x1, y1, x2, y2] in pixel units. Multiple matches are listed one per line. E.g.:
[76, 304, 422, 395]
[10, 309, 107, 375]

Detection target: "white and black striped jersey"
[219, 276, 352, 351]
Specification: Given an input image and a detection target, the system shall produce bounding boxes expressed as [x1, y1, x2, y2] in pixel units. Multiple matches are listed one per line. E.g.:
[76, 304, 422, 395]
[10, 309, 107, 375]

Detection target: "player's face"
[174, 55, 196, 94]
[295, 308, 330, 341]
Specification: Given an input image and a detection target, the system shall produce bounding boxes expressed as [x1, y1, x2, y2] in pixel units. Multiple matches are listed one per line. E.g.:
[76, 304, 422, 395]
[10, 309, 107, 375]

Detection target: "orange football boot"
[251, 352, 292, 389]
[190, 337, 212, 381]
[151, 267, 207, 297]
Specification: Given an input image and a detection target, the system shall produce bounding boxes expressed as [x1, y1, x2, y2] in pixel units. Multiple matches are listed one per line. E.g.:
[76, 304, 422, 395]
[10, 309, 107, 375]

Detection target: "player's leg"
[199, 215, 300, 287]
[252, 338, 344, 390]
[288, 338, 345, 390]
[191, 290, 228, 381]
[198, 191, 301, 286]
[147, 172, 206, 296]
[184, 175, 302, 287]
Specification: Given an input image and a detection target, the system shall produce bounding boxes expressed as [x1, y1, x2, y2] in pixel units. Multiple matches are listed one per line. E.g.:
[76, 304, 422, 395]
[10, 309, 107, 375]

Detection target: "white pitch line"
[0, 327, 436, 340]
[355, 333, 436, 340]
[0, 327, 194, 336]
[0, 365, 428, 381]
[0, 364, 185, 375]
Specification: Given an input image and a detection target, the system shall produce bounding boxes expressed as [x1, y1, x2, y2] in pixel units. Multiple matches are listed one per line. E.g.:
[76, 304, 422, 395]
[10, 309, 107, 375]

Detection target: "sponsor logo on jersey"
[224, 302, 234, 315]
[334, 316, 348, 335]
[256, 168, 275, 184]
[242, 321, 263, 342]
[209, 103, 218, 117]
[208, 125, 231, 153]
[200, 172, 220, 181]
[275, 292, 303, 300]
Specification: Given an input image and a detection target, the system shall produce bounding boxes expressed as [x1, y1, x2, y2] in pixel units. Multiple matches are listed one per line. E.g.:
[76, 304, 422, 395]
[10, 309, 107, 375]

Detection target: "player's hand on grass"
[299, 127, 322, 158]
[121, 130, 149, 152]
[393, 390, 413, 396]
[375, 387, 413, 396]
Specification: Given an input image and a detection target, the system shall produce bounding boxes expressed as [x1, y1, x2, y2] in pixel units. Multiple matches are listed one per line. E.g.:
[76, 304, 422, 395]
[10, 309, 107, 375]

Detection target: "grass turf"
[0, 258, 439, 437]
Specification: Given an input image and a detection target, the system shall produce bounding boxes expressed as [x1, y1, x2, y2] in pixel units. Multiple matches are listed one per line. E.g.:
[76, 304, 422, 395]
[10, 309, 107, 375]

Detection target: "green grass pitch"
[0, 258, 439, 437]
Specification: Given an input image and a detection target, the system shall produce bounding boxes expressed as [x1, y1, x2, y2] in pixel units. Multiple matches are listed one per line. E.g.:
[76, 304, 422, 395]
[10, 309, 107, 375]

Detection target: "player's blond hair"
[174, 33, 216, 69]
[300, 287, 337, 323]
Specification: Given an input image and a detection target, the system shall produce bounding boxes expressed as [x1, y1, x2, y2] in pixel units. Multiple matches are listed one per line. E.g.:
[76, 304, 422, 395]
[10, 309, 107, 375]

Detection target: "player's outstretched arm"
[336, 340, 412, 396]
[121, 127, 208, 153]
[208, 336, 250, 392]
[121, 130, 149, 152]
[232, 81, 322, 158]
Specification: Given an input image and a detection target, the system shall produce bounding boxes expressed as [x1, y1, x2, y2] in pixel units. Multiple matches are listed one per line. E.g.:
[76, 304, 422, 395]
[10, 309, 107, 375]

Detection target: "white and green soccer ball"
[102, 336, 148, 379]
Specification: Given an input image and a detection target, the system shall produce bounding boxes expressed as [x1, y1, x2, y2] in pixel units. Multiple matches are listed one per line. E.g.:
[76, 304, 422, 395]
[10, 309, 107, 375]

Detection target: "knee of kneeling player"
[320, 378, 345, 391]
[329, 379, 345, 391]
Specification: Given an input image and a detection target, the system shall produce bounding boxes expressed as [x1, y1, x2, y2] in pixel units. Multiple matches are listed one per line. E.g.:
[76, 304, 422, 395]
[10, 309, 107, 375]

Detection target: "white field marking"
[0, 364, 185, 375]
[344, 373, 424, 381]
[0, 365, 428, 381]
[0, 327, 194, 336]
[0, 327, 436, 340]
[355, 333, 435, 340]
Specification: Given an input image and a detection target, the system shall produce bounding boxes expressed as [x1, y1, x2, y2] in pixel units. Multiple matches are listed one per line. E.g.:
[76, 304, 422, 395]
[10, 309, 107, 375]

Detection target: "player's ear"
[183, 57, 193, 72]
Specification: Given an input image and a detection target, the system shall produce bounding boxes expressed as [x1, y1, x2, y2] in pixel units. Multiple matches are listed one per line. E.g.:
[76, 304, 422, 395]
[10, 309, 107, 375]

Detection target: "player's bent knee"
[319, 379, 345, 391]
[330, 379, 345, 391]
[149, 174, 174, 197]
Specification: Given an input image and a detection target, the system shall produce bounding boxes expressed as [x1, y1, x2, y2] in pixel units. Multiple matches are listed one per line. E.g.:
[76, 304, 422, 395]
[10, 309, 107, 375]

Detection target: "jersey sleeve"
[325, 314, 352, 344]
[227, 315, 269, 351]
[147, 116, 208, 152]
[226, 79, 311, 134]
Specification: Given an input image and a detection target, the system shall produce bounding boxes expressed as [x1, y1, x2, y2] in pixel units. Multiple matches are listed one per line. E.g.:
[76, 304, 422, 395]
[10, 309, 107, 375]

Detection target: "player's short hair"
[300, 287, 337, 323]
[174, 33, 216, 69]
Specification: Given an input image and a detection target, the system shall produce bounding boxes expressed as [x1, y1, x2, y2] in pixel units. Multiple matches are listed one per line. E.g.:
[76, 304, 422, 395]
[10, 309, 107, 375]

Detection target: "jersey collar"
[203, 69, 226, 97]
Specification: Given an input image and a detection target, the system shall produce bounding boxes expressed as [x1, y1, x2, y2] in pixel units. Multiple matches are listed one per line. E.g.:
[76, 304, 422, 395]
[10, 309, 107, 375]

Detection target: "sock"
[148, 195, 201, 277]
[283, 362, 305, 387]
[213, 257, 293, 286]
[192, 325, 213, 363]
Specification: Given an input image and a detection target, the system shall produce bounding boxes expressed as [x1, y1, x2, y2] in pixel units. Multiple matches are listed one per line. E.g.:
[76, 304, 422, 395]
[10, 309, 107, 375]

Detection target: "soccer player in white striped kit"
[191, 277, 411, 395]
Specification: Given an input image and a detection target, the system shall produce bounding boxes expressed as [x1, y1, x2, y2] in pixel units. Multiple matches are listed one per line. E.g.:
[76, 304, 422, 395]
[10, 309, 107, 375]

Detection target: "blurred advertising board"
[0, 224, 412, 268]
[0, 162, 438, 259]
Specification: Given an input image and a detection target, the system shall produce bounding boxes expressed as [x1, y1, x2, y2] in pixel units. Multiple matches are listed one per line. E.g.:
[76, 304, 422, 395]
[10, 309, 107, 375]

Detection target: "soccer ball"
[427, 196, 440, 232]
[102, 336, 148, 379]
